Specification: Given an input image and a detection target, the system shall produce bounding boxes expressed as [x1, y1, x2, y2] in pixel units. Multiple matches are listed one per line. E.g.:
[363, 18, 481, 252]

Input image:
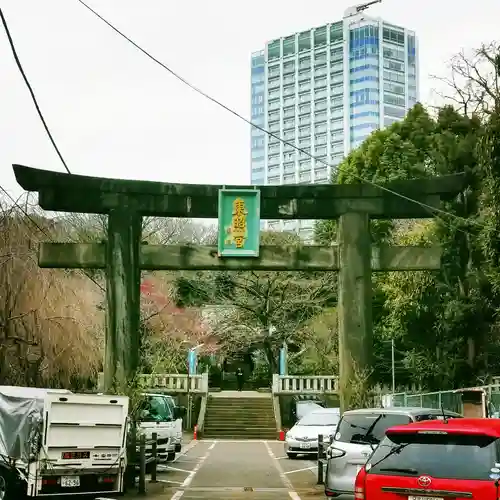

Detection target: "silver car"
[285, 407, 340, 458]
[324, 407, 462, 497]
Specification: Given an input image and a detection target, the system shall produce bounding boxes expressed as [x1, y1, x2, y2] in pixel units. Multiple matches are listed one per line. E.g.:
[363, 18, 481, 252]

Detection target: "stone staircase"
[203, 393, 277, 439]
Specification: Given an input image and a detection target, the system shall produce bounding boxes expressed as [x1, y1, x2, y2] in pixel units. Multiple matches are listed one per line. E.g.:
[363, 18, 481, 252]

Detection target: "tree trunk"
[263, 340, 278, 374]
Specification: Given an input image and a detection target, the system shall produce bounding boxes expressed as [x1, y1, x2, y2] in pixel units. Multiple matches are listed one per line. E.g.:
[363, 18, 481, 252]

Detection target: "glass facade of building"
[250, 50, 266, 185]
[250, 12, 419, 241]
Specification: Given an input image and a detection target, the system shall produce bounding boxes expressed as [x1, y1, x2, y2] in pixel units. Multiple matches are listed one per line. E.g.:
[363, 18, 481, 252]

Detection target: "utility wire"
[0, 6, 70, 173]
[76, 0, 481, 228]
[0, 8, 107, 290]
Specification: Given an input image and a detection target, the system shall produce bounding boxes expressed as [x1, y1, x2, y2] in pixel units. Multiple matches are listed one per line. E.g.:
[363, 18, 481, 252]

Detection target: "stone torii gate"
[12, 164, 464, 409]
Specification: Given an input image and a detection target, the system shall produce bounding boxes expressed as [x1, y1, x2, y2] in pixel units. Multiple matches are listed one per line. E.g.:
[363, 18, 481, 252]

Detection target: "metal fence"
[385, 384, 500, 416]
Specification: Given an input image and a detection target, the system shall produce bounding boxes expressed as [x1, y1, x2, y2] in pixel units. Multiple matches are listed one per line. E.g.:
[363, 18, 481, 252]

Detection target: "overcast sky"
[1, 0, 500, 199]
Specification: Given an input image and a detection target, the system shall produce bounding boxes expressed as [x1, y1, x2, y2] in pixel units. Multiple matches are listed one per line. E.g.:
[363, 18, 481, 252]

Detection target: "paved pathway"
[142, 439, 353, 499]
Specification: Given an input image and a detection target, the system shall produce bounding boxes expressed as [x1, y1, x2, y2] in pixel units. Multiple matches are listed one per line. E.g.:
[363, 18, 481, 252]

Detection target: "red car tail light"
[354, 465, 367, 499]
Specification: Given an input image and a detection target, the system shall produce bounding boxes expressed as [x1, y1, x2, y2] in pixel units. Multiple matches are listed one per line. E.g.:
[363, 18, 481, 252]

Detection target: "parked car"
[290, 395, 327, 425]
[324, 406, 462, 497]
[285, 407, 340, 458]
[355, 417, 500, 499]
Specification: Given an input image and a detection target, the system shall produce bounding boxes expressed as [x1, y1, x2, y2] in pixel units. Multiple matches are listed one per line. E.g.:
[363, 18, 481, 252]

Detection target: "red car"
[354, 418, 500, 499]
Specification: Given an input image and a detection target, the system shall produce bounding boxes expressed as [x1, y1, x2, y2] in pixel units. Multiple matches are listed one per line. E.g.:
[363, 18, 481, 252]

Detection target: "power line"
[0, 6, 71, 173]
[76, 0, 474, 227]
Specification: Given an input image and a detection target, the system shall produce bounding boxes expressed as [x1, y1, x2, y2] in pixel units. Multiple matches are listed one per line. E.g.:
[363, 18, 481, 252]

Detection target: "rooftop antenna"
[344, 0, 382, 18]
[356, 0, 382, 13]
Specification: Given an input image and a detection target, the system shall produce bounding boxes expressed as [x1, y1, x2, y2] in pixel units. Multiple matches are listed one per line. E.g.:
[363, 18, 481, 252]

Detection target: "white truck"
[0, 386, 129, 499]
[137, 393, 185, 462]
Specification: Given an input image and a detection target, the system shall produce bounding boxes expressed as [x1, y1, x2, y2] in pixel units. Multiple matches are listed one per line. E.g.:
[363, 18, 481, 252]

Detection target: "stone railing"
[98, 372, 209, 394]
[272, 374, 339, 395]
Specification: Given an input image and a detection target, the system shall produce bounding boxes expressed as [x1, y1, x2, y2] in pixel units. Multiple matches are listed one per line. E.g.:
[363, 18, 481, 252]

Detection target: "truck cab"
[137, 393, 178, 461]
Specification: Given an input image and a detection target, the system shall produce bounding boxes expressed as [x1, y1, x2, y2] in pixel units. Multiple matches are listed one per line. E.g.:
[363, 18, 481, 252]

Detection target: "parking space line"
[264, 441, 302, 500]
[172, 439, 199, 463]
[169, 441, 216, 499]
[284, 466, 317, 474]
[164, 466, 192, 473]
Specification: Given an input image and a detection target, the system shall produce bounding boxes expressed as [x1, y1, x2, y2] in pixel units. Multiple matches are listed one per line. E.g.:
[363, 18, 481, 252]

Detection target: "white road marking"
[284, 466, 317, 474]
[264, 441, 301, 500]
[170, 491, 184, 500]
[158, 479, 183, 485]
[164, 466, 192, 473]
[172, 440, 199, 462]
[169, 441, 216, 499]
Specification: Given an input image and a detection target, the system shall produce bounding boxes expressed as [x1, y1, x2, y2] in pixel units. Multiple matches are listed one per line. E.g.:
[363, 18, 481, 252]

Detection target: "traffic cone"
[193, 424, 198, 440]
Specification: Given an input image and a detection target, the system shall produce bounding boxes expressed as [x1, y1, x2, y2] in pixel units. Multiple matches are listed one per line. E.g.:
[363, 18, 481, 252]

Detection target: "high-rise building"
[249, 3, 419, 241]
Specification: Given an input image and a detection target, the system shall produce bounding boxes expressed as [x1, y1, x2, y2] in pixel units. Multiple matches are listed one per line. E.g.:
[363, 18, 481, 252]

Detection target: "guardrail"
[272, 375, 339, 395]
[98, 372, 209, 394]
[138, 373, 209, 394]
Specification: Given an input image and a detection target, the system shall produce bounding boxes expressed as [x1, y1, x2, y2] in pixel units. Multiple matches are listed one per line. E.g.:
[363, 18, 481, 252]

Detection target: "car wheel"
[167, 452, 176, 461]
[287, 452, 298, 459]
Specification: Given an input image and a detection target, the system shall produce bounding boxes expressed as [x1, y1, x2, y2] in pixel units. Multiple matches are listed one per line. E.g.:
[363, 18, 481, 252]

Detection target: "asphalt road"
[142, 440, 353, 500]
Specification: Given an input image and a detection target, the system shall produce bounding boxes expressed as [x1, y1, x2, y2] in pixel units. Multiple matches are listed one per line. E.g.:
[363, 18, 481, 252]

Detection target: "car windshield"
[335, 413, 411, 445]
[369, 432, 498, 480]
[298, 411, 340, 427]
[140, 395, 174, 422]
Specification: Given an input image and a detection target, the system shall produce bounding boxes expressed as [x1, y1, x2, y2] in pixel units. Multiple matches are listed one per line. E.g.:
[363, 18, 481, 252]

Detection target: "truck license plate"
[408, 497, 444, 500]
[61, 476, 80, 488]
[300, 442, 311, 449]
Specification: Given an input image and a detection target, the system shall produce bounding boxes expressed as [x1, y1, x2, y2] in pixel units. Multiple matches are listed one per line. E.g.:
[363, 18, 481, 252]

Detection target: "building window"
[300, 171, 311, 182]
[314, 77, 327, 89]
[330, 22, 343, 44]
[382, 27, 405, 46]
[383, 59, 405, 72]
[315, 167, 328, 180]
[331, 47, 343, 62]
[268, 40, 281, 60]
[384, 82, 405, 95]
[299, 56, 311, 69]
[268, 176, 280, 185]
[315, 133, 327, 145]
[283, 174, 296, 184]
[384, 105, 406, 118]
[383, 46, 404, 61]
[315, 99, 327, 111]
[384, 94, 405, 107]
[298, 31, 312, 52]
[314, 111, 327, 122]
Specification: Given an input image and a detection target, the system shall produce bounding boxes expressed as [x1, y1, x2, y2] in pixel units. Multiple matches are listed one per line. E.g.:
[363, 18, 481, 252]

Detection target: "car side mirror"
[174, 406, 187, 419]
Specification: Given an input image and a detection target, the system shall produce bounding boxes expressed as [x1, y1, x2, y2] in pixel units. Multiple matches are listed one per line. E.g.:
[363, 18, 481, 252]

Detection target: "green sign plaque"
[217, 188, 261, 257]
